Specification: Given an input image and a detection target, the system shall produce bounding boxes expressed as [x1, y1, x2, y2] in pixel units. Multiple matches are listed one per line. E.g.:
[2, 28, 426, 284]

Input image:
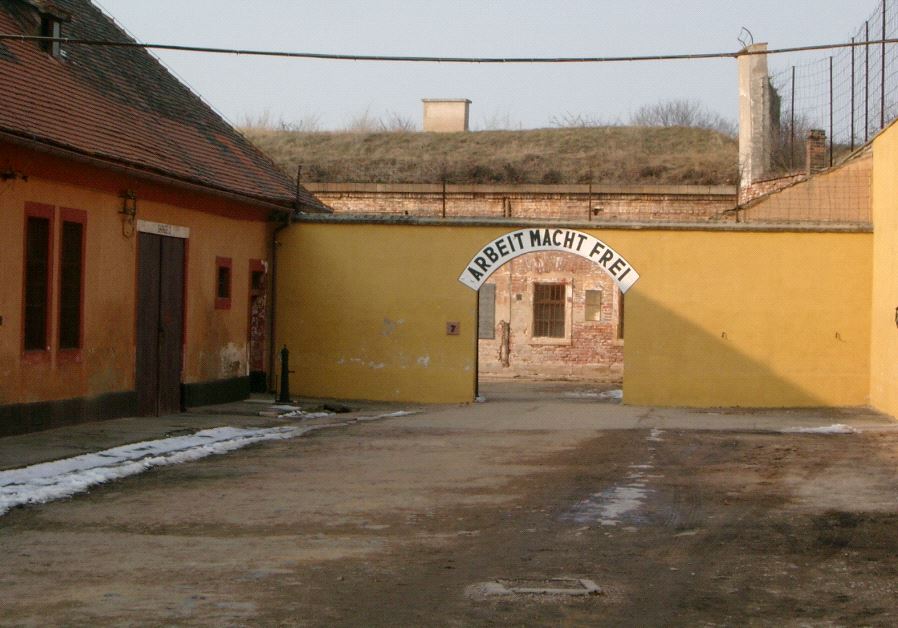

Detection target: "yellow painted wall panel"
[277, 223, 479, 403]
[280, 223, 872, 407]
[869, 123, 898, 416]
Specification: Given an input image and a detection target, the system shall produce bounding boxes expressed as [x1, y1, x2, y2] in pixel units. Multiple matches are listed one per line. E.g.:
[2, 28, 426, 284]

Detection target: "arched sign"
[459, 228, 639, 292]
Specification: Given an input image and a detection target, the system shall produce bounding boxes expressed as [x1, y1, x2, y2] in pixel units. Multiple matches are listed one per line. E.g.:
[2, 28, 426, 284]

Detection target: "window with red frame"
[215, 257, 232, 309]
[58, 209, 86, 351]
[23, 204, 54, 352]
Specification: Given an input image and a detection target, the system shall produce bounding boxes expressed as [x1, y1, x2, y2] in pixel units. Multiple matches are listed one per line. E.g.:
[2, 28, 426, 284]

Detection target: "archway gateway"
[462, 228, 637, 386]
[458, 228, 639, 292]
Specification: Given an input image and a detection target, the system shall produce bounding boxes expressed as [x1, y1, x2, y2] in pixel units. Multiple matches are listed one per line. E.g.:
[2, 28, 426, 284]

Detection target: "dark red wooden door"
[137, 232, 185, 416]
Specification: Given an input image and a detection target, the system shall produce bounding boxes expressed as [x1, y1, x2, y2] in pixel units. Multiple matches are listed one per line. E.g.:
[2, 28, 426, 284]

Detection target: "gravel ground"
[2, 381, 898, 626]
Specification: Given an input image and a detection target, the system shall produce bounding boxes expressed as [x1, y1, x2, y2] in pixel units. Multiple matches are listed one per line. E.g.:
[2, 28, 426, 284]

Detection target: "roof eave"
[0, 128, 314, 214]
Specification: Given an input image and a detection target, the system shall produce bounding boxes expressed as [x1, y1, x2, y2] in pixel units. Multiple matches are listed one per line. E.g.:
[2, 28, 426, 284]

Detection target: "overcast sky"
[95, 0, 879, 130]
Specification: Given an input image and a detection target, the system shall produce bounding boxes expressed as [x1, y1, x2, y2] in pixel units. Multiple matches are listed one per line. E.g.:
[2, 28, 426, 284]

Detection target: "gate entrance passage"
[462, 228, 640, 391]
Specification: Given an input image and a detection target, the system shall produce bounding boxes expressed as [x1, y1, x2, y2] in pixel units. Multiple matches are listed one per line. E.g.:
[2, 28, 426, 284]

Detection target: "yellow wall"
[279, 222, 872, 407]
[869, 122, 898, 416]
[277, 223, 479, 403]
[618, 230, 871, 407]
[0, 162, 268, 408]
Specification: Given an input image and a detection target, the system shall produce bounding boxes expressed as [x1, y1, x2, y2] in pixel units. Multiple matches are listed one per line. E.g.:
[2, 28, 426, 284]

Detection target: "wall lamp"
[120, 190, 137, 237]
[0, 168, 27, 182]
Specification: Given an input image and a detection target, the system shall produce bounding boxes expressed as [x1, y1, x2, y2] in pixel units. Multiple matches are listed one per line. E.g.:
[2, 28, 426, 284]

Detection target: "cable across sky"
[2, 33, 898, 64]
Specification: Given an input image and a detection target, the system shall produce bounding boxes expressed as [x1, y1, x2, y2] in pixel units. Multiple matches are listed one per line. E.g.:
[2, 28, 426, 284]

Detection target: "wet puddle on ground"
[561, 429, 663, 526]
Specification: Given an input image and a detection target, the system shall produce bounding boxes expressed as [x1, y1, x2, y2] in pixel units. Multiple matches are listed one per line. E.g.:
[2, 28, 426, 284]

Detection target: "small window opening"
[251, 270, 265, 291]
[40, 15, 62, 58]
[585, 289, 603, 322]
[215, 257, 232, 309]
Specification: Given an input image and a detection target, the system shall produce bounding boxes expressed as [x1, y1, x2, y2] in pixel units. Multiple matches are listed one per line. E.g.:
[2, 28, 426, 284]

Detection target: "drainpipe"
[267, 165, 302, 393]
[268, 212, 292, 393]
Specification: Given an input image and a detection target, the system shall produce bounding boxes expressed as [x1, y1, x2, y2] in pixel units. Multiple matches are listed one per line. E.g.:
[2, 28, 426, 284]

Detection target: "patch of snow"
[0, 426, 300, 517]
[647, 428, 665, 442]
[564, 391, 601, 398]
[781, 424, 858, 434]
[564, 388, 622, 400]
[561, 483, 650, 526]
[276, 410, 332, 419]
[354, 410, 422, 422]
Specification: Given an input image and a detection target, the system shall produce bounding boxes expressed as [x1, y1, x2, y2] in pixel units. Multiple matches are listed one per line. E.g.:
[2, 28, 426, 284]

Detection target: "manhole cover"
[468, 578, 602, 597]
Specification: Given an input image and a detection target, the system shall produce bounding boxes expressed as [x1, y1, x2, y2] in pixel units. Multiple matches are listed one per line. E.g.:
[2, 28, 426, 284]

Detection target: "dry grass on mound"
[242, 126, 738, 186]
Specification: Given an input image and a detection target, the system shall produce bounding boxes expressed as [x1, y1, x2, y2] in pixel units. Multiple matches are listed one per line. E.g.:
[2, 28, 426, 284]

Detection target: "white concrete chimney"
[738, 43, 773, 188]
[422, 99, 471, 133]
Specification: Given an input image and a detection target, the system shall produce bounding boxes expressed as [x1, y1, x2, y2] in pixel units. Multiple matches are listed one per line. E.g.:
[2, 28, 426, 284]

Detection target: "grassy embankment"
[243, 126, 738, 186]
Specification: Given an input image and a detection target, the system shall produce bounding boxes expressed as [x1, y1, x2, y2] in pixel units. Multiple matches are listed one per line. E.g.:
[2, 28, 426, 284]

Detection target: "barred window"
[533, 283, 565, 338]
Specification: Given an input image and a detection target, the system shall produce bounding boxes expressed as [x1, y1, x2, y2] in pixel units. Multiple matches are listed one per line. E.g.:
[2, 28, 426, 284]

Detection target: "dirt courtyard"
[3, 381, 898, 626]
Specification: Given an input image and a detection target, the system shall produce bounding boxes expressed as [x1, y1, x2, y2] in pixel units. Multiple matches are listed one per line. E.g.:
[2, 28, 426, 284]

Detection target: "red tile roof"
[0, 0, 326, 211]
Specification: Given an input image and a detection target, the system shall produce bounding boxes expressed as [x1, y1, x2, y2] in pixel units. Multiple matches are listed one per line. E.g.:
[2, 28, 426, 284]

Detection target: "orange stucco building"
[0, 0, 326, 435]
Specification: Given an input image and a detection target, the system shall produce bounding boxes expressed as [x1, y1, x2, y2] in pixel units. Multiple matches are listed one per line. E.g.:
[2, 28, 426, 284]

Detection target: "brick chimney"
[806, 129, 827, 174]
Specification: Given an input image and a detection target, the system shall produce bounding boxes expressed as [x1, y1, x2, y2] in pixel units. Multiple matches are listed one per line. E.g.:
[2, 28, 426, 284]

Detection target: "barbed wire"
[769, 0, 898, 172]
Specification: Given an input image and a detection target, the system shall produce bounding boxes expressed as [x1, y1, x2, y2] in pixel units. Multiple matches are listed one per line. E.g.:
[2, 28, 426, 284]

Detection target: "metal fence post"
[851, 36, 856, 150]
[791, 66, 796, 169]
[830, 56, 834, 167]
[883, 0, 888, 130]
[866, 20, 871, 142]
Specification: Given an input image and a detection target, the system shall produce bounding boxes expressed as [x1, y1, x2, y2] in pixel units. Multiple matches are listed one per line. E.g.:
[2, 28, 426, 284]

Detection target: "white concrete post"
[738, 43, 772, 189]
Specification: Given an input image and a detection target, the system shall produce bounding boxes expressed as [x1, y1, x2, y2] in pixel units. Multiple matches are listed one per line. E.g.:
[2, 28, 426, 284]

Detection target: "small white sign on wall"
[459, 228, 639, 293]
[136, 219, 190, 239]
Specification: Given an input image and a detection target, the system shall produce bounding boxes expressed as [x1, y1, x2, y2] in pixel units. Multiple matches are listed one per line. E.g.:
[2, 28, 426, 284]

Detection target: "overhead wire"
[1, 33, 898, 63]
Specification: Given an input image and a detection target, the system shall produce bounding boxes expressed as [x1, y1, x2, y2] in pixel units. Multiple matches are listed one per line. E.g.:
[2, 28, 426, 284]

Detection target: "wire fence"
[769, 0, 898, 172]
